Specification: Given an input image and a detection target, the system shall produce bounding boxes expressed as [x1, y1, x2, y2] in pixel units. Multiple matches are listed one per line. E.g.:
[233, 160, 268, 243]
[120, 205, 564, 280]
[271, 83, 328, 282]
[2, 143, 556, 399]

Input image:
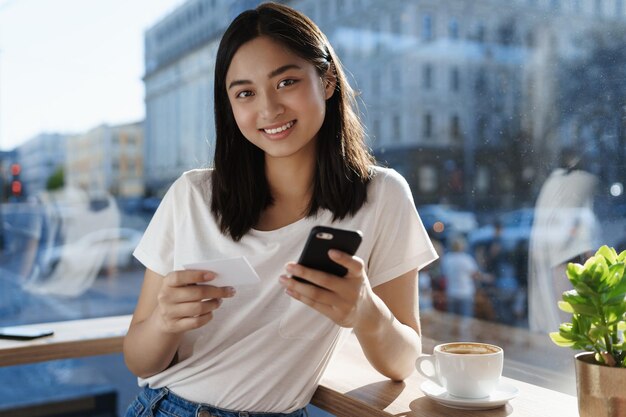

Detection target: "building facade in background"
[15, 133, 68, 198]
[143, 0, 279, 195]
[143, 0, 626, 209]
[65, 122, 144, 198]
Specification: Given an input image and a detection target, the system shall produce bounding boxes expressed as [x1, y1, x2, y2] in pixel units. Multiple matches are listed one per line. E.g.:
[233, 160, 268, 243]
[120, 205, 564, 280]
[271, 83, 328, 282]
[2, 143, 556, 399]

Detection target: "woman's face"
[225, 36, 334, 163]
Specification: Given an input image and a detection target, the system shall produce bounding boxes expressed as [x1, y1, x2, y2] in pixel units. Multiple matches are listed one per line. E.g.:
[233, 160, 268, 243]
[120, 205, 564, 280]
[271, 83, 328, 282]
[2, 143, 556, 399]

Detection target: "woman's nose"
[259, 91, 284, 119]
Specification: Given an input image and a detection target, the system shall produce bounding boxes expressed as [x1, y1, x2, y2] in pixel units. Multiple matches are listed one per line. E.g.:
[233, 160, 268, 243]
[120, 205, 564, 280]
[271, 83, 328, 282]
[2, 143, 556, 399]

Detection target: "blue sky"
[0, 0, 186, 150]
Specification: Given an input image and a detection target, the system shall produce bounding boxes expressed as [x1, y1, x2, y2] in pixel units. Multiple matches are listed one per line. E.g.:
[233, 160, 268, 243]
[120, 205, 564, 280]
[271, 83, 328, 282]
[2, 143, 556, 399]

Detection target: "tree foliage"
[46, 166, 64, 191]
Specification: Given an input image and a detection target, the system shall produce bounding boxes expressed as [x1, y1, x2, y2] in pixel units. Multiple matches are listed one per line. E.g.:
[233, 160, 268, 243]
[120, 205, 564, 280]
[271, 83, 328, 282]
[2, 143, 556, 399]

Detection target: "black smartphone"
[293, 226, 363, 284]
[0, 326, 54, 341]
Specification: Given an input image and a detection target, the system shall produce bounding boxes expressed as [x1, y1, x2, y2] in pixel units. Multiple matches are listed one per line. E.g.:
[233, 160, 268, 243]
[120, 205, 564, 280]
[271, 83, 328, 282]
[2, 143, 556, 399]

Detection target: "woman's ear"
[323, 64, 337, 100]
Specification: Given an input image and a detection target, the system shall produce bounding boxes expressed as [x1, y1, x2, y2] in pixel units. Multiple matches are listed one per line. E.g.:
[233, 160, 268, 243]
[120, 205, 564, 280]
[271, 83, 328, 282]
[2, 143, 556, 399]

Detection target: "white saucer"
[420, 380, 519, 410]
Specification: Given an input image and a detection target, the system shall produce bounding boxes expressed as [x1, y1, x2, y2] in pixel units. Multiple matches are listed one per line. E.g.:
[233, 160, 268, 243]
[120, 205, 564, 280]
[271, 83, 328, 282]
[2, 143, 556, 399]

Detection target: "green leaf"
[602, 293, 626, 306]
[604, 276, 626, 303]
[592, 261, 607, 287]
[597, 245, 618, 264]
[604, 263, 625, 288]
[559, 323, 573, 334]
[618, 250, 626, 263]
[558, 301, 574, 313]
[572, 303, 599, 316]
[567, 262, 585, 284]
[589, 325, 609, 340]
[562, 290, 591, 305]
[571, 280, 600, 298]
[563, 292, 598, 316]
[617, 321, 626, 331]
[550, 332, 576, 347]
[605, 307, 626, 324]
[577, 315, 593, 334]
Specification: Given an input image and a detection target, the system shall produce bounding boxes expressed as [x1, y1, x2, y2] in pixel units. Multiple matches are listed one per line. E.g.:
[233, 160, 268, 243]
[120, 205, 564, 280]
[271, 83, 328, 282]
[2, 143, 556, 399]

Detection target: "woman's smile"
[260, 120, 297, 138]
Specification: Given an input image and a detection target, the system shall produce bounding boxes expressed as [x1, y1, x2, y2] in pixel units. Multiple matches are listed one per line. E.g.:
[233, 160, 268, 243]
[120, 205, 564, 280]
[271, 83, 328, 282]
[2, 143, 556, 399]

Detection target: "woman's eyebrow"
[268, 64, 302, 78]
[228, 64, 303, 90]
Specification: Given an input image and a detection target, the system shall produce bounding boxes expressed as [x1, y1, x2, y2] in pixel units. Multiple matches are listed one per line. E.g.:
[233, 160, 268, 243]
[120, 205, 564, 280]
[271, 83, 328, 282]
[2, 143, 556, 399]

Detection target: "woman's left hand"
[279, 249, 374, 329]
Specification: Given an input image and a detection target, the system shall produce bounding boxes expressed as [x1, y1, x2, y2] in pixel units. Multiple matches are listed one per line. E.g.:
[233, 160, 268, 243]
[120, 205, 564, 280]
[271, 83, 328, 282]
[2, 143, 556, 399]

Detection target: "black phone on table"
[0, 326, 54, 340]
[293, 225, 363, 284]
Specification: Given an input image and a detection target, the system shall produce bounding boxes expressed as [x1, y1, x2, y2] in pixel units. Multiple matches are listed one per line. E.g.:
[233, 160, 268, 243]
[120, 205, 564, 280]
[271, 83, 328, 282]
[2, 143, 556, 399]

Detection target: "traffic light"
[10, 163, 22, 198]
[10, 163, 20, 176]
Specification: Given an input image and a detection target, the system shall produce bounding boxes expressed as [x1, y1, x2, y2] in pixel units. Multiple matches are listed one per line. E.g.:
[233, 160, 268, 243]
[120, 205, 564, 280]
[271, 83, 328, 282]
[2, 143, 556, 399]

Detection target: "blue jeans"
[447, 296, 474, 317]
[125, 386, 309, 417]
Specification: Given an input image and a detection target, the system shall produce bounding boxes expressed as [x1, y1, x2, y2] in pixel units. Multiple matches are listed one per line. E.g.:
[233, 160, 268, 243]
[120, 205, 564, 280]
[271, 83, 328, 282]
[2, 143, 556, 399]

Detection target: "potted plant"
[549, 245, 626, 417]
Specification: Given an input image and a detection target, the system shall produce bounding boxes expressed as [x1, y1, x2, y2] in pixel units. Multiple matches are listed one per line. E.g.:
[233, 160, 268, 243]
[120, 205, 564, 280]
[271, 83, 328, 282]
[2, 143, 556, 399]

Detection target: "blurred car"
[468, 208, 534, 252]
[417, 204, 478, 241]
[468, 207, 599, 254]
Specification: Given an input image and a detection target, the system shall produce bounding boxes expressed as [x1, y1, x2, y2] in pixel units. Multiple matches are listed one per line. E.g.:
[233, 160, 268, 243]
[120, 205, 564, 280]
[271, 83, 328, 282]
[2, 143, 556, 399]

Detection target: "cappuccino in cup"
[415, 342, 503, 399]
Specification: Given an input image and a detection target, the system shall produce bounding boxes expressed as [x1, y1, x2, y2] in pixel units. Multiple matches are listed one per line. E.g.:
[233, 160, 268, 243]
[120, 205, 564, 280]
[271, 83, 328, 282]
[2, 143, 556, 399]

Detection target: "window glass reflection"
[1, 0, 625, 412]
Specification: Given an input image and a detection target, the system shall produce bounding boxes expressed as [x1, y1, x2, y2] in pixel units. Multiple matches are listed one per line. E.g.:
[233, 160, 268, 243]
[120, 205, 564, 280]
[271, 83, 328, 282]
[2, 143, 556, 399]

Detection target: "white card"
[183, 256, 261, 287]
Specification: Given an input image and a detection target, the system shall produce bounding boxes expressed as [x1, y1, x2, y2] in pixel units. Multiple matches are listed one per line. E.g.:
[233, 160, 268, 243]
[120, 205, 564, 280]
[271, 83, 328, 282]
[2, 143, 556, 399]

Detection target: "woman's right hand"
[155, 270, 236, 334]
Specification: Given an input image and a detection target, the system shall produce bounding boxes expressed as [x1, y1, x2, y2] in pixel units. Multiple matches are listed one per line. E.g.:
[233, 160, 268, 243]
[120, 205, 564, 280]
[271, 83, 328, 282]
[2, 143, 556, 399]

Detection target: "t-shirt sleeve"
[133, 177, 185, 277]
[367, 170, 438, 288]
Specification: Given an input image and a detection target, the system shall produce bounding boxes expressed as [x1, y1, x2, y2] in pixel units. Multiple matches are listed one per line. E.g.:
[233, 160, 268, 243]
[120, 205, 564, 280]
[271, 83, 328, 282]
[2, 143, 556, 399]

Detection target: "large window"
[1, 0, 625, 414]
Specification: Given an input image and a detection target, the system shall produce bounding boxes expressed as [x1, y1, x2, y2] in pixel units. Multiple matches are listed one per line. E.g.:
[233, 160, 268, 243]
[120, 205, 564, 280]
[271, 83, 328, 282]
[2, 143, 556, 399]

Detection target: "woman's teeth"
[263, 121, 294, 134]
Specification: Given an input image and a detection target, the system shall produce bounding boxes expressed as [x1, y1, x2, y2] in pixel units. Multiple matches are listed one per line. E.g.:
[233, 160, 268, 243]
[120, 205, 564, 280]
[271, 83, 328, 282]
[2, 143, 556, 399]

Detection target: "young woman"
[123, 3, 437, 417]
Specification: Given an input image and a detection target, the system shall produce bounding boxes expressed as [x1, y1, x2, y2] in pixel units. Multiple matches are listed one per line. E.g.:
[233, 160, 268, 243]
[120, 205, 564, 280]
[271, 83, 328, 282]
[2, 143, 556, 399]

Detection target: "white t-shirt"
[441, 252, 478, 299]
[133, 166, 437, 412]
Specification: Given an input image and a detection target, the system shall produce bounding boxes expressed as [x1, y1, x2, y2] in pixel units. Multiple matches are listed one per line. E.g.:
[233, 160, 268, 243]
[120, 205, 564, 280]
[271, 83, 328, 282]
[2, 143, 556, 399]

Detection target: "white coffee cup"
[415, 342, 503, 399]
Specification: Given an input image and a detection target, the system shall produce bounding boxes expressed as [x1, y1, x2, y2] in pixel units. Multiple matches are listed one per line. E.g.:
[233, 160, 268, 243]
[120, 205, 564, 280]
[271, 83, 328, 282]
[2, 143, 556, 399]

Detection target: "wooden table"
[0, 315, 579, 416]
[313, 330, 579, 417]
[0, 315, 130, 366]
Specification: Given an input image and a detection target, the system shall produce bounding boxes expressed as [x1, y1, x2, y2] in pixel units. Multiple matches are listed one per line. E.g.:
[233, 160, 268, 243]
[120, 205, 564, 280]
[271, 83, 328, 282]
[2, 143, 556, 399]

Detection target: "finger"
[167, 298, 223, 320]
[285, 262, 344, 291]
[279, 275, 337, 305]
[286, 289, 337, 319]
[328, 250, 364, 278]
[166, 270, 217, 287]
[197, 285, 236, 301]
[172, 311, 214, 331]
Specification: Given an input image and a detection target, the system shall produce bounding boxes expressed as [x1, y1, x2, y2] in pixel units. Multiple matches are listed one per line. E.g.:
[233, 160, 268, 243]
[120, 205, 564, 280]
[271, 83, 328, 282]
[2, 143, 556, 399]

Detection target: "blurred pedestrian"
[440, 236, 480, 317]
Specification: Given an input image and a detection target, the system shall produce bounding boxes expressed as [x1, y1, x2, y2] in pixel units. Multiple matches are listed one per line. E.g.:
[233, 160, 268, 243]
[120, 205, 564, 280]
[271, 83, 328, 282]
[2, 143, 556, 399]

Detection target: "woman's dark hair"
[211, 2, 375, 241]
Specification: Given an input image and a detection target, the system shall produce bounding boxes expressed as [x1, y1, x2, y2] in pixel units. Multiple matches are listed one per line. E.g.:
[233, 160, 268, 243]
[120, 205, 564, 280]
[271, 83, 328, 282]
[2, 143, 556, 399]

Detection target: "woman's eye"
[278, 79, 297, 88]
[236, 90, 254, 98]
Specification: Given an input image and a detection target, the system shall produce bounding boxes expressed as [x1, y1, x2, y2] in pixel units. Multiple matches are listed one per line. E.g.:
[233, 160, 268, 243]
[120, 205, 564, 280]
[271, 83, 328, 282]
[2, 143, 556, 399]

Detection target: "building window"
[423, 64, 433, 89]
[391, 14, 401, 35]
[372, 69, 381, 96]
[477, 115, 488, 140]
[475, 165, 490, 194]
[617, 0, 624, 15]
[419, 165, 438, 193]
[391, 68, 401, 91]
[371, 20, 381, 54]
[372, 119, 380, 141]
[424, 113, 433, 139]
[392, 115, 401, 141]
[422, 14, 434, 41]
[595, 0, 603, 15]
[449, 18, 459, 39]
[551, 0, 560, 10]
[451, 114, 461, 140]
[451, 67, 460, 92]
